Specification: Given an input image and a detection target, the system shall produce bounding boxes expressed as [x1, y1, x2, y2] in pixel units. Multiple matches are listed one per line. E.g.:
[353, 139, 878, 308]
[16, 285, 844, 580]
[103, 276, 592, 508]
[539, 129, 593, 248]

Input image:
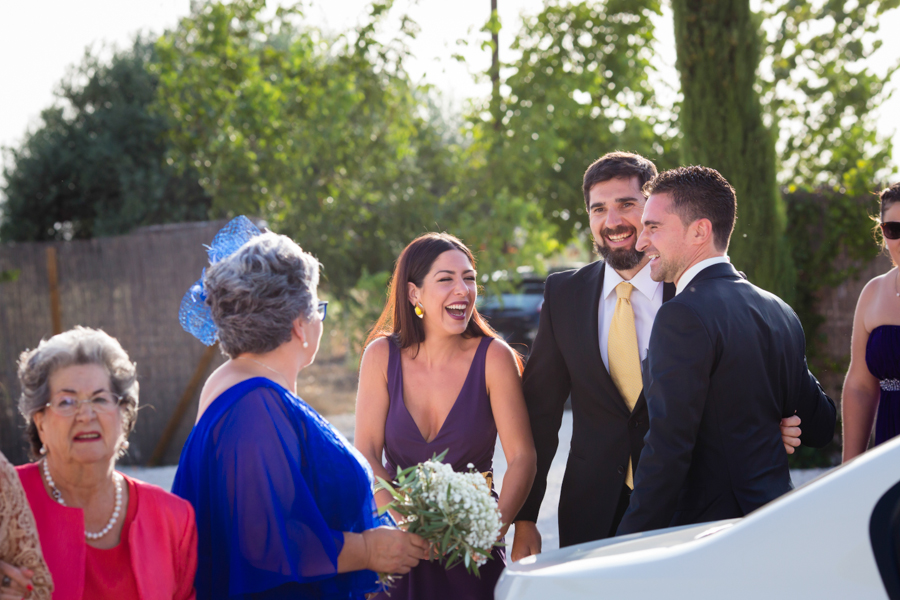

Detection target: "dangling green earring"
[415, 302, 425, 319]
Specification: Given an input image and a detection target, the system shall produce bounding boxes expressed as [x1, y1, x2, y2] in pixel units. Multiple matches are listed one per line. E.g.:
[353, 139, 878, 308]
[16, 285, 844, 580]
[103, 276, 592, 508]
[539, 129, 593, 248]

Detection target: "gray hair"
[18, 326, 139, 460]
[204, 232, 321, 358]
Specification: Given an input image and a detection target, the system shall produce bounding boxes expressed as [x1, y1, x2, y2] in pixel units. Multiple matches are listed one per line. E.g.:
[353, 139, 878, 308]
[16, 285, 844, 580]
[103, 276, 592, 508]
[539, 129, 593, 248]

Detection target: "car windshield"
[480, 293, 543, 312]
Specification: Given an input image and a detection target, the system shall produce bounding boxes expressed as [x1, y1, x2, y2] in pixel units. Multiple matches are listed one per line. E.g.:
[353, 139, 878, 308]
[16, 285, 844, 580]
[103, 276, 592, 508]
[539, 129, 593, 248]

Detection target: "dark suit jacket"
[514, 261, 675, 546]
[617, 262, 836, 535]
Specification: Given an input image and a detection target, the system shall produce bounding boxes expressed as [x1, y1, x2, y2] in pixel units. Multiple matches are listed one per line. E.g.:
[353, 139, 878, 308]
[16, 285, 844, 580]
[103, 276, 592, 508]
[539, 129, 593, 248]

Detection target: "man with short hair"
[616, 166, 836, 535]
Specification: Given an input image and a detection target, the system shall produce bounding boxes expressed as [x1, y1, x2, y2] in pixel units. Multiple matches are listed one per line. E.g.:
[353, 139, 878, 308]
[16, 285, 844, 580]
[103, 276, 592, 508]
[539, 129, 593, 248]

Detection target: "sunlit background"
[2, 1, 898, 164]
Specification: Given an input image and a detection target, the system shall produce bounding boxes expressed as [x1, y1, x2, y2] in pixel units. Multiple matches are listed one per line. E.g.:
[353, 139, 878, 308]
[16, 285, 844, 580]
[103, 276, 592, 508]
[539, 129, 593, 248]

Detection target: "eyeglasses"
[317, 301, 328, 322]
[44, 392, 124, 417]
[881, 221, 900, 240]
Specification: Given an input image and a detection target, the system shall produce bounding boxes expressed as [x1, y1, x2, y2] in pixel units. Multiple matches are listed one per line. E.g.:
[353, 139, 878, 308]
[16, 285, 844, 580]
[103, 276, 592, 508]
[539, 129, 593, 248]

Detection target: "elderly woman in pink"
[3, 327, 197, 600]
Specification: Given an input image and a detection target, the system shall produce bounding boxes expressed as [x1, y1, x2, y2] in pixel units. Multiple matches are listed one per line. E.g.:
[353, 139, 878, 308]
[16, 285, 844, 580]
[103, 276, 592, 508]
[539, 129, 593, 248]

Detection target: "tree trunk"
[671, 0, 795, 301]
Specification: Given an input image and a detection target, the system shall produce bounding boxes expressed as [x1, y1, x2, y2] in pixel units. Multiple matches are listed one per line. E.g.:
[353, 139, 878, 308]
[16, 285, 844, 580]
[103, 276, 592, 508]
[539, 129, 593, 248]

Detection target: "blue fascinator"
[179, 216, 262, 345]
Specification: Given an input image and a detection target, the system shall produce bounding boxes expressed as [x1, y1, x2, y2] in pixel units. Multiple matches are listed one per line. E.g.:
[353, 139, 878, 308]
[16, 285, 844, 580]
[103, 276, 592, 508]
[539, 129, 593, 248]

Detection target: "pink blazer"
[17, 463, 197, 600]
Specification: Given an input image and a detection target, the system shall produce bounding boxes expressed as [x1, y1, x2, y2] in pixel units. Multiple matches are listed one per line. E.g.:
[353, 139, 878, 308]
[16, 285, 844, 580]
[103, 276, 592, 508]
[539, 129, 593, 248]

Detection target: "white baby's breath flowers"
[376, 451, 504, 578]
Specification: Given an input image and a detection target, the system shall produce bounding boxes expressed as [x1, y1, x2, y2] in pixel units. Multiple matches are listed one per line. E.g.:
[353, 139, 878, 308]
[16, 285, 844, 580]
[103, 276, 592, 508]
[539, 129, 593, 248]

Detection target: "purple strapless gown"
[373, 336, 505, 600]
[868, 325, 900, 446]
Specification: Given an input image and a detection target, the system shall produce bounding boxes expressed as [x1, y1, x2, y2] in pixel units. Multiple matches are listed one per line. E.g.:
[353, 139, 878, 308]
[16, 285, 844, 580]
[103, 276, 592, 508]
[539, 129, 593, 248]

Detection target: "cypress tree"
[671, 0, 795, 301]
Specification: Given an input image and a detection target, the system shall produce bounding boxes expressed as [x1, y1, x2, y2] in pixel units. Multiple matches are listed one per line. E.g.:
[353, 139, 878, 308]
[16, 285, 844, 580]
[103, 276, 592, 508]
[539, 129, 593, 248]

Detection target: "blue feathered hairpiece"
[179, 216, 262, 345]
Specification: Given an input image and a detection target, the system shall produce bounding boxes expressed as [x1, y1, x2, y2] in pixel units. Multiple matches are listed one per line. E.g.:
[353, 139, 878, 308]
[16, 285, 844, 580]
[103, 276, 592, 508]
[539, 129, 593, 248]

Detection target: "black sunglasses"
[881, 221, 900, 240]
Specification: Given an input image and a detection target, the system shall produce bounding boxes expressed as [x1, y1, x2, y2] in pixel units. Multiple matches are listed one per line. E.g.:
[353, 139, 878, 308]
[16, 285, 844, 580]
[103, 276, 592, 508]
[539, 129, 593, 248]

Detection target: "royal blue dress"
[869, 325, 900, 446]
[172, 377, 387, 599]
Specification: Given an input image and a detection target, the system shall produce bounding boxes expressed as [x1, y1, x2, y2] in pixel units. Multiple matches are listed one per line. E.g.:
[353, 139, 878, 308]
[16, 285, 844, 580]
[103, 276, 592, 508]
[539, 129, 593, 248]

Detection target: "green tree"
[485, 0, 680, 247]
[756, 0, 899, 348]
[760, 0, 899, 197]
[154, 0, 461, 295]
[0, 38, 211, 242]
[154, 0, 559, 301]
[671, 0, 795, 300]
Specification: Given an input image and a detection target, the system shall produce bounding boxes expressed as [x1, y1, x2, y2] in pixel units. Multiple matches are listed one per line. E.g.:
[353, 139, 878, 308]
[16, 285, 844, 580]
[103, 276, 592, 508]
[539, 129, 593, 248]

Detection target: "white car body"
[496, 437, 900, 599]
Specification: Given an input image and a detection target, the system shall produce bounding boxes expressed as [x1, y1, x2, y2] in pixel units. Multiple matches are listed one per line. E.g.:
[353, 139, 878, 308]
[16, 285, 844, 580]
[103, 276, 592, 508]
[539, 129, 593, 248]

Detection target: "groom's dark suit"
[617, 262, 836, 535]
[514, 261, 675, 546]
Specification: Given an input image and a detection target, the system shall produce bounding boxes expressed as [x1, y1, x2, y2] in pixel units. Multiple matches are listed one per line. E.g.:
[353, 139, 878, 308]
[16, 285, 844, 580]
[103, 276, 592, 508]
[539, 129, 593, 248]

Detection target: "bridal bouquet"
[376, 451, 503, 577]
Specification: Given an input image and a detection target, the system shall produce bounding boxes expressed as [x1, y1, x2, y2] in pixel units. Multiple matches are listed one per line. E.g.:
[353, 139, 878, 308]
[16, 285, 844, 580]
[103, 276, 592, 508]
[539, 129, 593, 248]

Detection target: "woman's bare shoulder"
[360, 336, 392, 372]
[484, 336, 521, 374]
[856, 267, 900, 331]
[196, 362, 247, 421]
[860, 268, 897, 304]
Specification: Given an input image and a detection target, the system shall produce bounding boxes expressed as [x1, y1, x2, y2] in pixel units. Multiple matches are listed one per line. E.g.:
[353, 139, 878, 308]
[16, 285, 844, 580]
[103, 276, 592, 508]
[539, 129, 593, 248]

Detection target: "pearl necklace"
[42, 458, 123, 540]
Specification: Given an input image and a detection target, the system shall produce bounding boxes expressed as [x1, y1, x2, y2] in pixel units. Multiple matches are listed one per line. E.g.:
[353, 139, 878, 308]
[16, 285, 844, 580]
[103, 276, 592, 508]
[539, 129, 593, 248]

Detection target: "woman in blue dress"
[173, 220, 427, 599]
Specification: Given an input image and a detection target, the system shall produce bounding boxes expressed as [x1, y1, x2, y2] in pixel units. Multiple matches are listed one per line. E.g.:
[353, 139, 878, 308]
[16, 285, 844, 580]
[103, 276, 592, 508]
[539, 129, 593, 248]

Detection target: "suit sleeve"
[617, 301, 714, 535]
[790, 319, 837, 448]
[514, 274, 572, 523]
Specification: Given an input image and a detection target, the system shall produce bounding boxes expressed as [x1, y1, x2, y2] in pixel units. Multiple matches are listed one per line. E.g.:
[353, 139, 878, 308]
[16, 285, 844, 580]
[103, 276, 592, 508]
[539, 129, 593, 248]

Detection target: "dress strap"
[473, 336, 493, 396]
[386, 337, 404, 409]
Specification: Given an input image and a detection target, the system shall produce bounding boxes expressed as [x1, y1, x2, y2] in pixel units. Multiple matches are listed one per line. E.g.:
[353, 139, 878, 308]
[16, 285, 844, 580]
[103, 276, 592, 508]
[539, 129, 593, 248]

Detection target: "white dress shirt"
[598, 261, 665, 372]
[675, 256, 731, 295]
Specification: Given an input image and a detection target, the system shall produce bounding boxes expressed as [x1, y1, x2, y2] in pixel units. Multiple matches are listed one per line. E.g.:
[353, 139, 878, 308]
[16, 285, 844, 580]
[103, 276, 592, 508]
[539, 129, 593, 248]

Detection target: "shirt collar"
[602, 260, 659, 301]
[675, 256, 730, 295]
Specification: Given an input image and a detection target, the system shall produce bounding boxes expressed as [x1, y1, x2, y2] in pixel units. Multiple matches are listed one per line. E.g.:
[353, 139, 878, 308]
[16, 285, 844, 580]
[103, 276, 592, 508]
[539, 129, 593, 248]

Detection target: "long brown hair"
[363, 233, 519, 367]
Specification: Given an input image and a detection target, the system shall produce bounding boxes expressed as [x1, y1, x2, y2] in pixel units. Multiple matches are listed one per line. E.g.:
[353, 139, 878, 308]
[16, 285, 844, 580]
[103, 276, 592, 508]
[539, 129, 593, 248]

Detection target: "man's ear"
[691, 218, 714, 246]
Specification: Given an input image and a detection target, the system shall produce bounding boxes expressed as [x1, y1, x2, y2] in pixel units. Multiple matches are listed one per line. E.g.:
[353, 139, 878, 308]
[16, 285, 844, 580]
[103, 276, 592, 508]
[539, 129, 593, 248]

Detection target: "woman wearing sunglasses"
[172, 226, 427, 599]
[842, 183, 900, 462]
[8, 327, 197, 600]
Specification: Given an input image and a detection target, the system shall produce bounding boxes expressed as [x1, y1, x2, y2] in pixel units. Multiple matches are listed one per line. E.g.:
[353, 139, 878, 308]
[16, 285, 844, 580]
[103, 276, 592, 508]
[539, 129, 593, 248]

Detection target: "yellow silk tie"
[608, 281, 642, 489]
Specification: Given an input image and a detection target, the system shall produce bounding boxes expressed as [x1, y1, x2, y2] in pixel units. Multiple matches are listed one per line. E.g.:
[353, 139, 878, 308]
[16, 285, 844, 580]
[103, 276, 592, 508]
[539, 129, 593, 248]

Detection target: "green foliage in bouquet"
[376, 450, 503, 578]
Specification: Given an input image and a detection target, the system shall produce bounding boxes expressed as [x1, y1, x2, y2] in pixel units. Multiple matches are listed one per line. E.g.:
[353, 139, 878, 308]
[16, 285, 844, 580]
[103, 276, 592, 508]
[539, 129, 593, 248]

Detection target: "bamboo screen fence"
[0, 221, 228, 466]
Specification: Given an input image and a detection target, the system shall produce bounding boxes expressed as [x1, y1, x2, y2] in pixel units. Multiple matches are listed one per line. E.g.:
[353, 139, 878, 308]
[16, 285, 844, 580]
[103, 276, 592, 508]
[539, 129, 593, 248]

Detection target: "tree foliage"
[0, 39, 211, 242]
[3, 0, 896, 317]
[760, 0, 899, 196]
[153, 0, 564, 299]
[756, 0, 899, 355]
[155, 1, 460, 295]
[671, 0, 795, 300]
[486, 0, 679, 245]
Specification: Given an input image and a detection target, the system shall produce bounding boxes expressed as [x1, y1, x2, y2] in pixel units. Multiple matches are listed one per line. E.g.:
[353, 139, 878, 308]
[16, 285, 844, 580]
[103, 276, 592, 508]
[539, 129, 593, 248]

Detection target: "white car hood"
[497, 440, 900, 599]
[507, 519, 739, 573]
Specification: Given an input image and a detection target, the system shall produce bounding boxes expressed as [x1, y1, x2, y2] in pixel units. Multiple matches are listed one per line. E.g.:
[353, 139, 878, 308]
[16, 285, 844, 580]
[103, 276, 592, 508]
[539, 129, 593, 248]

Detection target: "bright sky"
[1, 0, 898, 178]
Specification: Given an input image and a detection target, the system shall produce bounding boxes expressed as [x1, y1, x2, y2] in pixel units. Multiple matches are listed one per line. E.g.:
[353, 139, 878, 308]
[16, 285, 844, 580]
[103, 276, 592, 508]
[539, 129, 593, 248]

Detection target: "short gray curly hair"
[18, 326, 139, 460]
[205, 232, 321, 358]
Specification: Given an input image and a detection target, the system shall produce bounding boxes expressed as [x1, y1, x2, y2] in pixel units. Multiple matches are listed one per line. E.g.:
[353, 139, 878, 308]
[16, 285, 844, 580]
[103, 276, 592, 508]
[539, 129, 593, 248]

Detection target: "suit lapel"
[587, 260, 605, 371]
[584, 261, 633, 417]
[632, 282, 674, 417]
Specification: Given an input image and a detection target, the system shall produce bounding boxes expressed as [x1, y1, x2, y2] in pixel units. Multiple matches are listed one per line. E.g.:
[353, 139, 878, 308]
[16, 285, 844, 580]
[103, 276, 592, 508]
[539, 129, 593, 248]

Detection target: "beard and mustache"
[593, 225, 644, 271]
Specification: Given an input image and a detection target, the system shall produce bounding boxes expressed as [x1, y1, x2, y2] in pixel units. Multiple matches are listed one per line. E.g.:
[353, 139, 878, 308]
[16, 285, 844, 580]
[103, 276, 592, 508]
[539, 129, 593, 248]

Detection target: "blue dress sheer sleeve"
[173, 378, 386, 599]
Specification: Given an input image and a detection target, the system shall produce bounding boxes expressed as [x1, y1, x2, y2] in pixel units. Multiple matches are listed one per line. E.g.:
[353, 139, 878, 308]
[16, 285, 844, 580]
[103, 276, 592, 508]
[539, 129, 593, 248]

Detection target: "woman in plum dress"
[843, 183, 900, 461]
[355, 233, 537, 600]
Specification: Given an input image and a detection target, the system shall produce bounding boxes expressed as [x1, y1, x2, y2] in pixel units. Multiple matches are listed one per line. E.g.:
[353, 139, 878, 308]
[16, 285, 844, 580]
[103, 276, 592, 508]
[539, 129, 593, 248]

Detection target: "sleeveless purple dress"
[869, 325, 900, 445]
[373, 336, 506, 600]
